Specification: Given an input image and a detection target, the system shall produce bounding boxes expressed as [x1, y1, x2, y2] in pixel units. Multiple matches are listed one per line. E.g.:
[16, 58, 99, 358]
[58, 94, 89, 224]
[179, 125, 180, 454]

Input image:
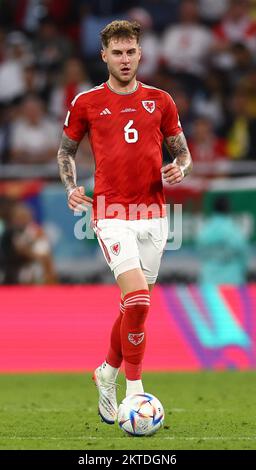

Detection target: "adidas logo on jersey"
[121, 108, 136, 113]
[100, 108, 111, 115]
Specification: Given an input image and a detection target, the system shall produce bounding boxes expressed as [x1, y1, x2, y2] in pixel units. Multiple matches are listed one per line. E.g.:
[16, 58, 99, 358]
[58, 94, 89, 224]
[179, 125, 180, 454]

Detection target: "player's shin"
[105, 298, 124, 379]
[121, 289, 150, 396]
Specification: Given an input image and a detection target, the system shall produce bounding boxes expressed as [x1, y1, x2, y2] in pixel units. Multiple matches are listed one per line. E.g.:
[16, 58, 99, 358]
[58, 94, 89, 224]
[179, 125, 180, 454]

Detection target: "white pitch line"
[171, 408, 234, 413]
[1, 436, 256, 441]
[0, 407, 233, 413]
[0, 407, 93, 413]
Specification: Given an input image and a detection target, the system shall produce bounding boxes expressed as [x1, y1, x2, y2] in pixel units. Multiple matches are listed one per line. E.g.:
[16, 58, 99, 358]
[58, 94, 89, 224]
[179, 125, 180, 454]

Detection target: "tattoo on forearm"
[165, 133, 193, 177]
[57, 133, 79, 195]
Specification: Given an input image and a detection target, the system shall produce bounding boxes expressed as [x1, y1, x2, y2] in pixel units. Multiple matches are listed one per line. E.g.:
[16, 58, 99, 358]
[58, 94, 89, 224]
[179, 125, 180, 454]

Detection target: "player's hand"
[161, 163, 184, 185]
[68, 186, 93, 212]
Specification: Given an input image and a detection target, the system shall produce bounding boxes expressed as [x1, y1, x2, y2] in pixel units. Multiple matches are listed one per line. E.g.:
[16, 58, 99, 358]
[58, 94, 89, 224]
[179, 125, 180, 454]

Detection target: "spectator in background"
[192, 69, 227, 131]
[22, 59, 49, 102]
[139, 0, 180, 32]
[0, 26, 6, 63]
[0, 201, 57, 284]
[13, 0, 47, 33]
[14, 0, 73, 33]
[0, 31, 33, 105]
[0, 104, 11, 164]
[227, 42, 253, 89]
[250, 0, 256, 18]
[238, 66, 256, 118]
[196, 195, 249, 284]
[49, 57, 93, 122]
[33, 16, 73, 75]
[0, 196, 11, 237]
[213, 0, 256, 70]
[188, 116, 228, 164]
[0, 1, 13, 30]
[172, 87, 195, 137]
[225, 88, 256, 160]
[128, 8, 160, 83]
[9, 94, 59, 164]
[0, 196, 11, 281]
[198, 0, 229, 26]
[79, 0, 135, 59]
[79, 0, 135, 17]
[214, 0, 256, 50]
[161, 0, 213, 94]
[149, 66, 178, 93]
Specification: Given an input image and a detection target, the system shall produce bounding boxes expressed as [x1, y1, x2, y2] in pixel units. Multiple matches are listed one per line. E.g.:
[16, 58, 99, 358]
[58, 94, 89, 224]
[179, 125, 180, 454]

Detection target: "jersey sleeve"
[63, 94, 89, 142]
[161, 92, 183, 138]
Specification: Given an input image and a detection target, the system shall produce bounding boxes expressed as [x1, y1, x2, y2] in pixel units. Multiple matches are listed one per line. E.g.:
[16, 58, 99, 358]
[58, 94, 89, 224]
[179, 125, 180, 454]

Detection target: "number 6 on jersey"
[124, 120, 138, 143]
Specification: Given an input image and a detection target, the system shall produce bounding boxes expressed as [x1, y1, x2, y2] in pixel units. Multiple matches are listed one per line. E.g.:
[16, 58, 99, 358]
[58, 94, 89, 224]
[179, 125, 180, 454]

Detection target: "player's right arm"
[57, 131, 93, 211]
[57, 92, 93, 211]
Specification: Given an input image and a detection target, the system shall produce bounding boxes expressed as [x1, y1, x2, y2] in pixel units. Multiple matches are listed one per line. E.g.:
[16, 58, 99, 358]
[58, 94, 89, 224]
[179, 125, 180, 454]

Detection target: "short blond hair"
[101, 20, 141, 48]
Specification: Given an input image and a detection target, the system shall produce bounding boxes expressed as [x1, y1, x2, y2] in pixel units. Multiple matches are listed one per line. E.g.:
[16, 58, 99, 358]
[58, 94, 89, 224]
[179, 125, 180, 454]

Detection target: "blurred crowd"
[0, 197, 57, 284]
[0, 0, 256, 170]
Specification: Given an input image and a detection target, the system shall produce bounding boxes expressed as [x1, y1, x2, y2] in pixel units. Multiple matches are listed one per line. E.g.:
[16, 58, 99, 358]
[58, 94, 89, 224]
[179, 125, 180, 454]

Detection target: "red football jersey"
[64, 81, 182, 220]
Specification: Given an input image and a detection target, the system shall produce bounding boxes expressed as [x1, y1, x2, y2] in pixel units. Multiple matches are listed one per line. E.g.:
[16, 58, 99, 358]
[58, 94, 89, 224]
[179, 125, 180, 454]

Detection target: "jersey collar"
[105, 81, 140, 95]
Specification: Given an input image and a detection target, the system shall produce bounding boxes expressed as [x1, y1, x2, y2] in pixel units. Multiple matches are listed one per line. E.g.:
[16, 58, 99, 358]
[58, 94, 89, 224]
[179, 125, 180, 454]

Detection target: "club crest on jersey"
[128, 332, 145, 346]
[142, 100, 155, 113]
[110, 242, 120, 256]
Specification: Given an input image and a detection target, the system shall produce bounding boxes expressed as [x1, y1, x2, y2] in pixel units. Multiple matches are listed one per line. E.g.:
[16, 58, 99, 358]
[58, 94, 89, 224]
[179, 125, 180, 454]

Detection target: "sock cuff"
[125, 361, 143, 380]
[105, 355, 122, 370]
[124, 289, 150, 308]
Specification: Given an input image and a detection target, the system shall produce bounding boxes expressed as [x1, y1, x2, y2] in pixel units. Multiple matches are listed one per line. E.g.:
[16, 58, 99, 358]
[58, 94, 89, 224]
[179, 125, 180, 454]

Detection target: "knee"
[123, 289, 150, 307]
[123, 289, 150, 325]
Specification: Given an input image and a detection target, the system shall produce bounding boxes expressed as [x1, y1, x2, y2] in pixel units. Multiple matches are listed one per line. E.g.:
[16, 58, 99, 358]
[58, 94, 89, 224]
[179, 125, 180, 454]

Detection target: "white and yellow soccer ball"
[118, 393, 164, 436]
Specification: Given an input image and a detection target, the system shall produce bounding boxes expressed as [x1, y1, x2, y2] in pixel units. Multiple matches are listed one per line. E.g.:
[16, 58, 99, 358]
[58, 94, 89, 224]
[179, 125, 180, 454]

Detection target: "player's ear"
[101, 48, 107, 63]
[138, 46, 142, 62]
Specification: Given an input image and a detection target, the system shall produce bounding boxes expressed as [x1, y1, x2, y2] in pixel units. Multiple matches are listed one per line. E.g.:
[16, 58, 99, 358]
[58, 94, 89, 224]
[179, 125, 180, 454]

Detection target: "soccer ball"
[117, 392, 164, 436]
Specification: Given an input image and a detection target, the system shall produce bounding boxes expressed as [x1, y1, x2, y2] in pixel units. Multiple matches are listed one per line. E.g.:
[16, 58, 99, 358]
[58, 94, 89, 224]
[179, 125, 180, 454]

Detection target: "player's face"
[101, 37, 141, 84]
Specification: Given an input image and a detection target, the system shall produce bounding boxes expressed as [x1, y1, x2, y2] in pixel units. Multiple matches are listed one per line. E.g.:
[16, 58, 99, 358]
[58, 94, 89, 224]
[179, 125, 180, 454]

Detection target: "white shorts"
[93, 217, 168, 284]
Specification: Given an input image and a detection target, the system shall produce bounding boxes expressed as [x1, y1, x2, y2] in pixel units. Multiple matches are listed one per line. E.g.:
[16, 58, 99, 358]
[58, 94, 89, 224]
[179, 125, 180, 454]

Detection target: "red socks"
[121, 290, 150, 380]
[106, 290, 150, 380]
[106, 299, 124, 368]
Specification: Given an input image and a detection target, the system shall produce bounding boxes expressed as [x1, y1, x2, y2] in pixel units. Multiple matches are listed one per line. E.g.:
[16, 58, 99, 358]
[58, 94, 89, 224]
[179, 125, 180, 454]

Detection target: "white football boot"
[93, 364, 118, 424]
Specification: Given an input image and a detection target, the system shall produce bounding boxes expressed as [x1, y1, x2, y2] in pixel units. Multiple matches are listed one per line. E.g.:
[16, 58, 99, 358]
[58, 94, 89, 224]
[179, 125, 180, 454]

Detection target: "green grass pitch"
[0, 371, 256, 450]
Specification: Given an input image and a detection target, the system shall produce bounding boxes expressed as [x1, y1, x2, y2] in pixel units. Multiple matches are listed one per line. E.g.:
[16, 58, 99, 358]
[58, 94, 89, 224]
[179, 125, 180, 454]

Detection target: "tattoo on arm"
[57, 133, 79, 196]
[165, 133, 193, 177]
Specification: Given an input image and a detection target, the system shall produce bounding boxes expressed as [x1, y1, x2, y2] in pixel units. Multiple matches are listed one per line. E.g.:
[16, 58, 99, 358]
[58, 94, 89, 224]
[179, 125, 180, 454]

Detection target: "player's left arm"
[162, 132, 193, 185]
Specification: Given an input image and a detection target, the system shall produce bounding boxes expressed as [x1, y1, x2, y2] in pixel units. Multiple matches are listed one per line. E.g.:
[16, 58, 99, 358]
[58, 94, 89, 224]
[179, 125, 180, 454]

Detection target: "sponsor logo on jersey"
[142, 100, 155, 113]
[110, 242, 120, 255]
[128, 332, 145, 346]
[121, 108, 137, 113]
[100, 108, 112, 115]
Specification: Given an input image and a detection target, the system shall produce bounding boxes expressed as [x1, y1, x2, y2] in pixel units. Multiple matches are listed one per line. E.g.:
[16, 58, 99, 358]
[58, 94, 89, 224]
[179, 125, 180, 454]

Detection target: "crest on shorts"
[142, 100, 155, 113]
[128, 332, 145, 346]
[110, 242, 120, 256]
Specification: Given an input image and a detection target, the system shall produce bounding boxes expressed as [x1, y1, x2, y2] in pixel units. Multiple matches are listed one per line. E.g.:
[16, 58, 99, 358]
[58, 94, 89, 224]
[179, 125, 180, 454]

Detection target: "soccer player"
[57, 20, 193, 424]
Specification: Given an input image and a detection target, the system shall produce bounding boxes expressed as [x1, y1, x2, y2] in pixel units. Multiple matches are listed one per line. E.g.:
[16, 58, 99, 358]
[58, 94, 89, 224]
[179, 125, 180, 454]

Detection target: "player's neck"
[107, 76, 138, 94]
